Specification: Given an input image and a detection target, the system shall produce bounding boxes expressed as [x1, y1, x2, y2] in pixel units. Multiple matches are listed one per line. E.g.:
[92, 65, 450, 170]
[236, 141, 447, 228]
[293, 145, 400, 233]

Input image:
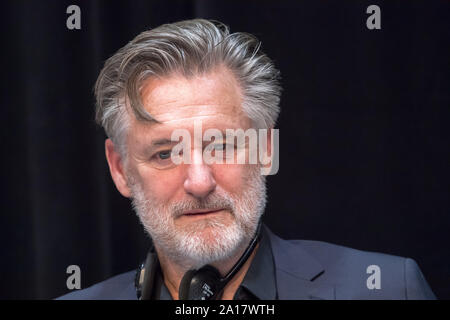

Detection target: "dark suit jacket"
[58, 226, 436, 300]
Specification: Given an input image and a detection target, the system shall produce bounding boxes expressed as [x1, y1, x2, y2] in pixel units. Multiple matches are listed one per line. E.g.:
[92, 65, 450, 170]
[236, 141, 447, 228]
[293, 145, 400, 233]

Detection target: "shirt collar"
[236, 224, 277, 300]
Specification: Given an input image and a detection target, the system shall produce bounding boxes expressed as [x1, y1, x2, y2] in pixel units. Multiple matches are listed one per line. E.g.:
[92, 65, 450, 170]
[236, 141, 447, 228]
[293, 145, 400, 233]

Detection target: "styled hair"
[94, 19, 281, 156]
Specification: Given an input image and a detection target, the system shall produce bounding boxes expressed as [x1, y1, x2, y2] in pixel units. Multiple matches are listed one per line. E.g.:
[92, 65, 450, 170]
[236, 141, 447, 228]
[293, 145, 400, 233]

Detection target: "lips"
[182, 208, 223, 216]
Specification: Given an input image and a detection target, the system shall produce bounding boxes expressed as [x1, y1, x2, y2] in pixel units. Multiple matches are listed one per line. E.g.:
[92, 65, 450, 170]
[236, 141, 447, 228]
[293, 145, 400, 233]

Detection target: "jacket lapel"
[265, 226, 336, 300]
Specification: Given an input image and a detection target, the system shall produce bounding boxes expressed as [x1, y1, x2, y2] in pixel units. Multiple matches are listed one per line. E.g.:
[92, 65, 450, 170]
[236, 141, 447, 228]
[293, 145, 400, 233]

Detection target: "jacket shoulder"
[265, 226, 436, 300]
[287, 239, 436, 299]
[56, 270, 137, 300]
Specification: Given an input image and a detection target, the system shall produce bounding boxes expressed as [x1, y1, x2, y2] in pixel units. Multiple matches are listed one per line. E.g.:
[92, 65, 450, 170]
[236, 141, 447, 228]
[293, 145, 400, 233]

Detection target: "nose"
[183, 150, 216, 199]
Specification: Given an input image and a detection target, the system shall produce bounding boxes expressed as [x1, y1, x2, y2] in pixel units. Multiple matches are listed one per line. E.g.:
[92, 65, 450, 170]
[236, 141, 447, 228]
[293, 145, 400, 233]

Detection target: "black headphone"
[135, 221, 262, 300]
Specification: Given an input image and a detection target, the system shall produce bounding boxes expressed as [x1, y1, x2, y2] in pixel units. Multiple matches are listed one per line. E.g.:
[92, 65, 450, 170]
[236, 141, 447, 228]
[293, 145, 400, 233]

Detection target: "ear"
[105, 139, 132, 198]
[262, 127, 272, 166]
[266, 127, 272, 156]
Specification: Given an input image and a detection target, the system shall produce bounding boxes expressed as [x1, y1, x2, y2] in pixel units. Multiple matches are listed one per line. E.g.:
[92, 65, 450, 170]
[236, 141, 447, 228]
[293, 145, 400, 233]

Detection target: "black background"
[1, 0, 449, 299]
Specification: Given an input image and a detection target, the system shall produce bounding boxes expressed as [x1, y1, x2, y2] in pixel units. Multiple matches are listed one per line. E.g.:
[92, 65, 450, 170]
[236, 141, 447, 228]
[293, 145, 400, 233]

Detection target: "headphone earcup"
[179, 269, 197, 300]
[178, 265, 223, 300]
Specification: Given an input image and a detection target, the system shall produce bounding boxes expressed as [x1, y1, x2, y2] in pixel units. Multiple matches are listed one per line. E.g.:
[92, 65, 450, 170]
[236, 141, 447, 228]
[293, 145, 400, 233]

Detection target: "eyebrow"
[148, 129, 245, 148]
[150, 138, 174, 147]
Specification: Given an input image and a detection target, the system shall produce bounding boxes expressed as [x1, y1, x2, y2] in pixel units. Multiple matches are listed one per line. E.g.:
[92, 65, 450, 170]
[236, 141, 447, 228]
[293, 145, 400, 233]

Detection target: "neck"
[155, 241, 260, 300]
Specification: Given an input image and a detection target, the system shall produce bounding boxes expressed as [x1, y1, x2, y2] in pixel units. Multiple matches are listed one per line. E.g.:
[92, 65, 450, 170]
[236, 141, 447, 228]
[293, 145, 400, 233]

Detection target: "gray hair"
[95, 19, 281, 156]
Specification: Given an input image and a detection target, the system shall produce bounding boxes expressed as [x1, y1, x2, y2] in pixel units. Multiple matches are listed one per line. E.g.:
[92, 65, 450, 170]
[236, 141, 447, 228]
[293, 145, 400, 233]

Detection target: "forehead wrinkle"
[158, 115, 227, 124]
[152, 105, 243, 122]
[147, 100, 241, 115]
[143, 82, 240, 109]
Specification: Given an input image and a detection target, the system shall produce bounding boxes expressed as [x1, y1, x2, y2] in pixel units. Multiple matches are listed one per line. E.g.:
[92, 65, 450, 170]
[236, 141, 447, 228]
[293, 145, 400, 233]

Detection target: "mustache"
[170, 193, 235, 218]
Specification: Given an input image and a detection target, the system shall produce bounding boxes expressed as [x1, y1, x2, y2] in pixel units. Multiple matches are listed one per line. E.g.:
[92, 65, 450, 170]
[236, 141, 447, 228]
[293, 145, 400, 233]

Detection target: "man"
[59, 19, 435, 300]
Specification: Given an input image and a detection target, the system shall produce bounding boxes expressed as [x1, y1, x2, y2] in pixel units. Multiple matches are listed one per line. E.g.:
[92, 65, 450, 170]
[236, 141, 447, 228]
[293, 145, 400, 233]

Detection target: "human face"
[124, 67, 267, 268]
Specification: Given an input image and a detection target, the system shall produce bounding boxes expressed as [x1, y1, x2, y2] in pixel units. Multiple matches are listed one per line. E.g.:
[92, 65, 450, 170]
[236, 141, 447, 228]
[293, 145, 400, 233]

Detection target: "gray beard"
[128, 166, 267, 270]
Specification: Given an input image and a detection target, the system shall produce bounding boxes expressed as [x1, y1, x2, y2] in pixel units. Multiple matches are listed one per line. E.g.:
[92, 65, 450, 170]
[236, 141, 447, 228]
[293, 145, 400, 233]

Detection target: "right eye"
[149, 150, 175, 169]
[147, 145, 182, 170]
[157, 150, 171, 160]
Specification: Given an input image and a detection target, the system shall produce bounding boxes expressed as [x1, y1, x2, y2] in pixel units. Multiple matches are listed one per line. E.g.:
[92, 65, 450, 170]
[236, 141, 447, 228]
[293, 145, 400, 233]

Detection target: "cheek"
[213, 164, 252, 194]
[135, 165, 185, 202]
